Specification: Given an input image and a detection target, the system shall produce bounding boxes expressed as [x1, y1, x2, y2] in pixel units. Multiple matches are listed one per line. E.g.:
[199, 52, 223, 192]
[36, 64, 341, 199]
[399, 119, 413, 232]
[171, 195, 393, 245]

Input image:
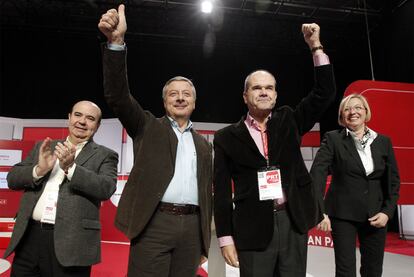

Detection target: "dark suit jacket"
[310, 129, 400, 222]
[102, 47, 213, 256]
[4, 140, 118, 266]
[213, 64, 336, 251]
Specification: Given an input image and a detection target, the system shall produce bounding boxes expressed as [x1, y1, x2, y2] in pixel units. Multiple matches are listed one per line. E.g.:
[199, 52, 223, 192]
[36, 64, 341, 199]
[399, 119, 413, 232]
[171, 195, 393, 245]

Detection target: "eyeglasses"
[343, 105, 365, 113]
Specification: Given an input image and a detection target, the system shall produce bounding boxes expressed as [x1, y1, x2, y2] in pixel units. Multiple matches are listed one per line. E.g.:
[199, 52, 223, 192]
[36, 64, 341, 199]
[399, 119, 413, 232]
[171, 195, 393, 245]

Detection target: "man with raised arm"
[213, 24, 336, 277]
[98, 4, 212, 277]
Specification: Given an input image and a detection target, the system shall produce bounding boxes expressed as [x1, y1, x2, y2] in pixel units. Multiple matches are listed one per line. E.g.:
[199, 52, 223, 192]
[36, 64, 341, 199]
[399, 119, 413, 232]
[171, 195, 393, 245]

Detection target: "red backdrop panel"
[23, 127, 69, 141]
[345, 80, 414, 204]
[302, 131, 320, 147]
[101, 176, 129, 243]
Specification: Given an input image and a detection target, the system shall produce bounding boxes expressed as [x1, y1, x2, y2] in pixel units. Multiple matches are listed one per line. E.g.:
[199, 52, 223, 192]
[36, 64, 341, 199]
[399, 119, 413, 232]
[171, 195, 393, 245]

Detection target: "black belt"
[158, 202, 200, 215]
[29, 219, 55, 230]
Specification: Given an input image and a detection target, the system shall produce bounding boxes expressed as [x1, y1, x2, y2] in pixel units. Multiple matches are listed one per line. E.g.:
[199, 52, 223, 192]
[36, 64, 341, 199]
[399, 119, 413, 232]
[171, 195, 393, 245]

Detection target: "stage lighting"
[201, 0, 213, 14]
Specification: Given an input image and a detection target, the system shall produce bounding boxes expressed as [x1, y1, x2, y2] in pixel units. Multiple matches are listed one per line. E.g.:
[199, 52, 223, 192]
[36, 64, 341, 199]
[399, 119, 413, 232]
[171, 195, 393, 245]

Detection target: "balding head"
[71, 101, 102, 124]
[68, 101, 102, 144]
[242, 70, 277, 117]
[244, 70, 276, 93]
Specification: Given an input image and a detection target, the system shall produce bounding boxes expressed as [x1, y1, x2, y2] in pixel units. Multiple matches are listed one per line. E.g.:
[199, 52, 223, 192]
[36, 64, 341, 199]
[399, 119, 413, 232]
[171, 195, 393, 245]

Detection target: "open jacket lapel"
[230, 117, 264, 160]
[41, 140, 98, 168]
[191, 130, 207, 186]
[341, 129, 366, 175]
[266, 111, 285, 162]
[75, 141, 97, 166]
[368, 136, 382, 176]
[160, 116, 178, 165]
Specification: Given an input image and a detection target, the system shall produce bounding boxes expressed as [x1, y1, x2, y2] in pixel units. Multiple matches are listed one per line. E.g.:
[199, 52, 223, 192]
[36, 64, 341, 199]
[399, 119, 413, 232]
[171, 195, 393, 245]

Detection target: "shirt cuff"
[65, 164, 76, 180]
[32, 165, 43, 180]
[107, 42, 126, 51]
[313, 53, 330, 67]
[218, 236, 235, 247]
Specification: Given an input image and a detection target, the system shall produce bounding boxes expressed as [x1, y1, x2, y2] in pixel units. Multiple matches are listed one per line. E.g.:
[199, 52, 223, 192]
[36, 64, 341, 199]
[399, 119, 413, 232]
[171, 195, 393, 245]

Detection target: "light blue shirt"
[161, 117, 198, 205]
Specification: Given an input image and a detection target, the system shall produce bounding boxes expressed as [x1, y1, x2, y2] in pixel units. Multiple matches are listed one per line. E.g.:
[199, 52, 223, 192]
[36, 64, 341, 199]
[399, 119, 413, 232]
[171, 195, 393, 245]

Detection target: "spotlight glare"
[201, 1, 213, 14]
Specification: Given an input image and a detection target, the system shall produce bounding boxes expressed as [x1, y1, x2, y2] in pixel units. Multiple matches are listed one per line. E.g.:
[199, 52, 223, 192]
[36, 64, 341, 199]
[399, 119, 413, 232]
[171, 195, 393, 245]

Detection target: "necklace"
[359, 128, 371, 149]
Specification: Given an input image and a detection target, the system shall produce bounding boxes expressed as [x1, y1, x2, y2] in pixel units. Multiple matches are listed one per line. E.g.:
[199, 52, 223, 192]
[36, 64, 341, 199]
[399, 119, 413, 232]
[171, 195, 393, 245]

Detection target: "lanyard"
[260, 129, 269, 167]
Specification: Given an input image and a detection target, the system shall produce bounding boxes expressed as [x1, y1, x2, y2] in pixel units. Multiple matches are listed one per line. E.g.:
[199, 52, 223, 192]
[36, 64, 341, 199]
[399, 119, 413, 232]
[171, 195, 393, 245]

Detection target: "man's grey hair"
[162, 76, 197, 100]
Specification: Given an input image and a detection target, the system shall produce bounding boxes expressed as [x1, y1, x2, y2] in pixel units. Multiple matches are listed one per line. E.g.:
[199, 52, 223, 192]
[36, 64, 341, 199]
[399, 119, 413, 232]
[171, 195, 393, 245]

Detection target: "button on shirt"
[347, 127, 377, 176]
[161, 117, 198, 205]
[32, 139, 88, 221]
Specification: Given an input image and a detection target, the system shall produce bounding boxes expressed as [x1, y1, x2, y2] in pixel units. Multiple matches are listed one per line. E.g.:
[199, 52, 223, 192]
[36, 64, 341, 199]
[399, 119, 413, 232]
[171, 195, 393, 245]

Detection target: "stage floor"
[1, 233, 413, 276]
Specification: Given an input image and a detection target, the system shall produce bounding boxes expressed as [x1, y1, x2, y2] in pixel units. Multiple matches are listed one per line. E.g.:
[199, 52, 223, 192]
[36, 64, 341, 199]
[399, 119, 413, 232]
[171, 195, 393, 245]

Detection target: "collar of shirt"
[346, 127, 378, 149]
[167, 116, 193, 133]
[66, 137, 88, 158]
[245, 112, 272, 132]
[244, 112, 272, 159]
[346, 127, 377, 176]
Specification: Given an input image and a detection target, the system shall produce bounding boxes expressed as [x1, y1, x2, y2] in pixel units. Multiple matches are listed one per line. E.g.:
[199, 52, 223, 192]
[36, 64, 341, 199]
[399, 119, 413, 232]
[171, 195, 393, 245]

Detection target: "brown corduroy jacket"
[102, 46, 213, 256]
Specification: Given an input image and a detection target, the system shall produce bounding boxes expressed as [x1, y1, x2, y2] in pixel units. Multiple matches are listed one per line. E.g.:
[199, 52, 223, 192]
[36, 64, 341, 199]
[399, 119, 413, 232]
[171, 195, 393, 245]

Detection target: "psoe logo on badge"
[266, 170, 279, 184]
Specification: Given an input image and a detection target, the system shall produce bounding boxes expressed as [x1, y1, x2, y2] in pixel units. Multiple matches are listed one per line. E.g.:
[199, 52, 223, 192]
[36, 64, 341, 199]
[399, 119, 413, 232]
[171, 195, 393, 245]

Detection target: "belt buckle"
[159, 202, 198, 215]
[172, 204, 185, 214]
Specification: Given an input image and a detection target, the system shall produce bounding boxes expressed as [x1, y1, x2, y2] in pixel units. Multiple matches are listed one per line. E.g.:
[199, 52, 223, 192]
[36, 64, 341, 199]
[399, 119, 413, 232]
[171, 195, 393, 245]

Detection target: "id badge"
[40, 191, 58, 224]
[257, 166, 283, 201]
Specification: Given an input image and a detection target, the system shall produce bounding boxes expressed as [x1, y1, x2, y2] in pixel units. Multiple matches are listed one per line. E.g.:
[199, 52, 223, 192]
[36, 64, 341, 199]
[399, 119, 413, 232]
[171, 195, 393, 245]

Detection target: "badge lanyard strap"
[261, 129, 285, 202]
[260, 130, 270, 167]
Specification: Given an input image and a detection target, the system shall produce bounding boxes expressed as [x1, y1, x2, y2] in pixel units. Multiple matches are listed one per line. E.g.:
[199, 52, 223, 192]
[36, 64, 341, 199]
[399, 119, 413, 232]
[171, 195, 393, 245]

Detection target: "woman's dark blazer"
[310, 129, 400, 222]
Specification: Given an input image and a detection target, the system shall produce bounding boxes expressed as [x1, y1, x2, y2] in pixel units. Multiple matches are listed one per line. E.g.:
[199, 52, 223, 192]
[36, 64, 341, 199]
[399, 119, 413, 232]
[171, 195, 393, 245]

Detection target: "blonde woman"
[311, 94, 400, 277]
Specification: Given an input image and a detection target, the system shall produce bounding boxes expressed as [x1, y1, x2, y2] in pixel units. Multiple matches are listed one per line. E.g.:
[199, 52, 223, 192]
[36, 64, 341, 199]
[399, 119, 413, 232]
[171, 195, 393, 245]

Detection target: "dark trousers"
[331, 217, 387, 277]
[238, 210, 308, 277]
[11, 221, 91, 277]
[127, 210, 202, 277]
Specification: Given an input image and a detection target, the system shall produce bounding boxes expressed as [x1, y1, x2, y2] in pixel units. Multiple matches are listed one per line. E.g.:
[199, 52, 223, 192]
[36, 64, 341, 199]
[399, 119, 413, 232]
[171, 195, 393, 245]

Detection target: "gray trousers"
[127, 210, 202, 277]
[11, 221, 91, 277]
